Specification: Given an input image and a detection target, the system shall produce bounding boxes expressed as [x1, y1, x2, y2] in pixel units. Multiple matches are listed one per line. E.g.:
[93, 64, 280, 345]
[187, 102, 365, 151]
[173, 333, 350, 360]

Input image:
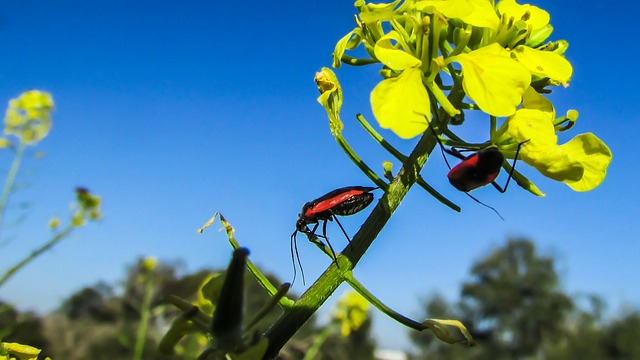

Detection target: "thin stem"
[0, 224, 74, 288]
[245, 283, 291, 333]
[490, 116, 497, 141]
[344, 272, 423, 330]
[340, 54, 378, 66]
[301, 323, 337, 360]
[264, 129, 438, 358]
[334, 135, 388, 191]
[426, 81, 459, 117]
[133, 274, 155, 360]
[219, 215, 295, 310]
[0, 140, 26, 239]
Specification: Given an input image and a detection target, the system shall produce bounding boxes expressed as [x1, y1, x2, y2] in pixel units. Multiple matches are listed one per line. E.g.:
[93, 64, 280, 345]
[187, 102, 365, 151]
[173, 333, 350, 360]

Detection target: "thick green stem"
[263, 130, 437, 358]
[0, 224, 74, 288]
[0, 141, 26, 239]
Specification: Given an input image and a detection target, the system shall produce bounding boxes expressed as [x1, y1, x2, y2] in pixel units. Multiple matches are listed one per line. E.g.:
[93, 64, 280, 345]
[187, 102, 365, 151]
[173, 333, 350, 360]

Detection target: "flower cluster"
[329, 0, 611, 193]
[2, 90, 54, 146]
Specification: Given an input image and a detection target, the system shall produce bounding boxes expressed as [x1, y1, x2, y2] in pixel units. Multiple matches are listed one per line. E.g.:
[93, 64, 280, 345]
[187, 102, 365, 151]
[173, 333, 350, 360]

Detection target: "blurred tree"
[58, 282, 117, 322]
[410, 238, 577, 359]
[459, 238, 574, 359]
[0, 301, 50, 354]
[602, 310, 640, 359]
[545, 295, 608, 359]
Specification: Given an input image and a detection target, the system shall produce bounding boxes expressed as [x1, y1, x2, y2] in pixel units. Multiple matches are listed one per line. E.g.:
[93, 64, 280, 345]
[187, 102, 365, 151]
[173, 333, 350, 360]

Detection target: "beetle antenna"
[464, 192, 504, 220]
[290, 231, 306, 286]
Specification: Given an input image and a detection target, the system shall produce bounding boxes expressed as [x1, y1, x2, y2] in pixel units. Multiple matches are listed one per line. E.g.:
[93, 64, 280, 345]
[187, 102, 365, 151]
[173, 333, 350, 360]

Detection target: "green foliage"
[410, 239, 640, 360]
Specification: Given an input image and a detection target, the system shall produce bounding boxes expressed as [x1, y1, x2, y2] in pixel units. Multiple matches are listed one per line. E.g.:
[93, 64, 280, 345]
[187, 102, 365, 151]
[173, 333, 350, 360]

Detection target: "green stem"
[0, 224, 74, 288]
[334, 135, 388, 191]
[245, 283, 291, 333]
[164, 295, 212, 331]
[340, 54, 378, 66]
[263, 129, 438, 359]
[426, 81, 459, 117]
[490, 116, 497, 141]
[0, 141, 26, 239]
[301, 323, 337, 360]
[133, 274, 155, 360]
[354, 114, 459, 212]
[344, 272, 423, 330]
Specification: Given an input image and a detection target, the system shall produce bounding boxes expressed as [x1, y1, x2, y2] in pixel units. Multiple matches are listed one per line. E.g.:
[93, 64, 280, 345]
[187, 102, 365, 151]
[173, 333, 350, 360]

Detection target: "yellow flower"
[355, 0, 401, 24]
[415, 0, 500, 29]
[141, 256, 157, 272]
[506, 88, 611, 191]
[4, 90, 54, 145]
[0, 342, 45, 360]
[370, 31, 430, 139]
[315, 68, 344, 135]
[512, 45, 573, 86]
[497, 0, 550, 32]
[450, 43, 530, 117]
[332, 292, 370, 337]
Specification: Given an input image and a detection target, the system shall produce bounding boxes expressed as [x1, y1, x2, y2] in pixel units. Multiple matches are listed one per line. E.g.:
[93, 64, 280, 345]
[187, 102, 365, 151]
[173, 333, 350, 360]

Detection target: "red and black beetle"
[444, 142, 527, 193]
[291, 185, 377, 284]
[435, 135, 529, 218]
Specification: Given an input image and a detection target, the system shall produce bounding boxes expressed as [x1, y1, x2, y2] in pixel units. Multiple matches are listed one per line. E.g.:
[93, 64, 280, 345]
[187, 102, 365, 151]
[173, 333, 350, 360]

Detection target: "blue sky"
[0, 0, 638, 351]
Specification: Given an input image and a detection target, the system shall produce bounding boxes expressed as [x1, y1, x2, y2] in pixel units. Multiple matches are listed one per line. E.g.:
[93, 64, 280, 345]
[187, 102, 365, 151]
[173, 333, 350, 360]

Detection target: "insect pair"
[290, 136, 527, 283]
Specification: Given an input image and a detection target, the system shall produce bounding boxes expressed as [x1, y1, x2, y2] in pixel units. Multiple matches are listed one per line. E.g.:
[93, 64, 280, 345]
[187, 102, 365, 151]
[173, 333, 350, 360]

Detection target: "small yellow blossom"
[332, 292, 370, 337]
[4, 90, 54, 145]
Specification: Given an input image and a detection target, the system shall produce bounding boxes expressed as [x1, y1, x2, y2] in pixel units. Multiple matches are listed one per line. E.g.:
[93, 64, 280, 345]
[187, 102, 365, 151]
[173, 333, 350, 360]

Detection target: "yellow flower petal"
[497, 0, 550, 31]
[528, 146, 584, 183]
[522, 85, 554, 115]
[356, 0, 401, 24]
[507, 89, 612, 191]
[558, 133, 612, 192]
[370, 67, 431, 139]
[416, 0, 499, 28]
[374, 31, 421, 71]
[415, 0, 474, 19]
[508, 108, 557, 152]
[512, 45, 573, 84]
[452, 43, 530, 117]
[462, 0, 501, 29]
[333, 28, 363, 68]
